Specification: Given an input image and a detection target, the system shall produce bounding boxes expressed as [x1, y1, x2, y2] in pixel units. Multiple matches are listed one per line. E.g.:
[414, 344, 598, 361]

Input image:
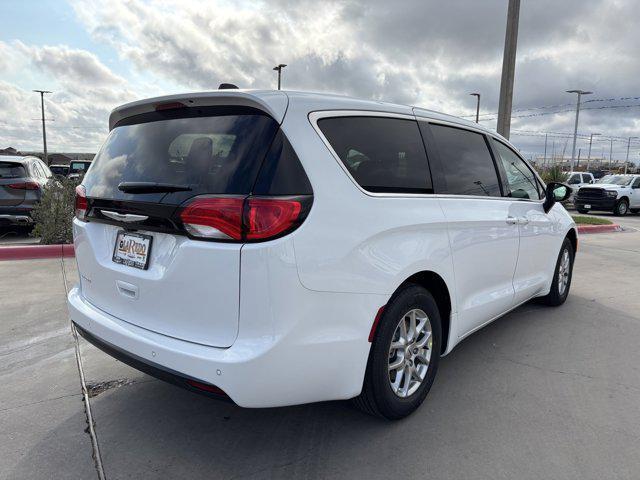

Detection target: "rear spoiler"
[108, 90, 289, 130]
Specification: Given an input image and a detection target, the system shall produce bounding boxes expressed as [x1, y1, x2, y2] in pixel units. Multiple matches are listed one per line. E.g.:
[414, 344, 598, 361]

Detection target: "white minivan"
[68, 90, 577, 419]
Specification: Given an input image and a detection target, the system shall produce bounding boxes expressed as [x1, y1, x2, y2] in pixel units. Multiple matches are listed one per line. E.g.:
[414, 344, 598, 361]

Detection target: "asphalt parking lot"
[2, 228, 640, 480]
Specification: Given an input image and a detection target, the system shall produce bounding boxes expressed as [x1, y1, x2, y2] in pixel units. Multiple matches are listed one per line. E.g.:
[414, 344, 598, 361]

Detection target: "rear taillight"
[245, 198, 303, 240]
[8, 181, 40, 190]
[178, 195, 311, 242]
[75, 185, 88, 220]
[179, 196, 244, 240]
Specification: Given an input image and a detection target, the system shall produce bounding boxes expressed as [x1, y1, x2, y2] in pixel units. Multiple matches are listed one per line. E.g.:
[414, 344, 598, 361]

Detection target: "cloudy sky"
[1, 0, 639, 163]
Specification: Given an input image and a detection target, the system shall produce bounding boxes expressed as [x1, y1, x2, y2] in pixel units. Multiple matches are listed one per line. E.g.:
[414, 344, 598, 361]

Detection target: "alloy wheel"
[388, 308, 432, 398]
[558, 248, 571, 295]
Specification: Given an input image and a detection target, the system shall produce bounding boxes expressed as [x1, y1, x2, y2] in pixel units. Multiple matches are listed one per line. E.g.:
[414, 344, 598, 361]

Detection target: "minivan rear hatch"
[76, 105, 281, 347]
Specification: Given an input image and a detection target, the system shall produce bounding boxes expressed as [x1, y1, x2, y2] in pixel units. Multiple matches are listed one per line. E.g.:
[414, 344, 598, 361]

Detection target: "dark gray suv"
[0, 156, 52, 226]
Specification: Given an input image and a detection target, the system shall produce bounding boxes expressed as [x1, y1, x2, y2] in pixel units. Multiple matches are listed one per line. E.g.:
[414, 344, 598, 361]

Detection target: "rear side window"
[0, 162, 25, 179]
[83, 107, 279, 203]
[429, 124, 501, 197]
[493, 141, 540, 200]
[567, 173, 581, 185]
[253, 130, 312, 195]
[317, 116, 432, 194]
[70, 162, 89, 172]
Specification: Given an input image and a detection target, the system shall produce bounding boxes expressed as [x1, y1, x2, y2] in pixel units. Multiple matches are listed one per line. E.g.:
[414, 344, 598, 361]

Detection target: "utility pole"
[625, 136, 638, 174]
[543, 133, 548, 167]
[496, 0, 520, 139]
[586, 132, 600, 171]
[609, 138, 614, 170]
[566, 89, 592, 172]
[272, 64, 287, 90]
[469, 93, 481, 123]
[33, 90, 52, 165]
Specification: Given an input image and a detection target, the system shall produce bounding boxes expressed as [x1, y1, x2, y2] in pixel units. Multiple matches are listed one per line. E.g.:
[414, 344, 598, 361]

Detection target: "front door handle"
[518, 217, 530, 225]
[506, 216, 518, 225]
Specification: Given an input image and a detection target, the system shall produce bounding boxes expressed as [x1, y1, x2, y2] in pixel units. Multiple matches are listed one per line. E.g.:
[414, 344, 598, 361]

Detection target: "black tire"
[353, 284, 441, 420]
[576, 208, 589, 214]
[540, 237, 574, 306]
[614, 199, 629, 216]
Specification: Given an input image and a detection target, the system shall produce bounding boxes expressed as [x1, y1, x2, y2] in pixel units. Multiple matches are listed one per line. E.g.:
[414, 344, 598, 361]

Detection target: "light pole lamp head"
[566, 89, 593, 96]
[273, 64, 287, 71]
[469, 92, 480, 98]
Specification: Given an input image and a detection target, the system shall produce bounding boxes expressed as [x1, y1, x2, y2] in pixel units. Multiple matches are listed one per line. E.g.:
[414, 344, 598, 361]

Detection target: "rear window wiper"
[117, 182, 192, 194]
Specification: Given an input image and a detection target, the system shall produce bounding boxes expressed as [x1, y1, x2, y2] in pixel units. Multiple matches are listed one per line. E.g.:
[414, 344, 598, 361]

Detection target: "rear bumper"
[74, 322, 231, 401]
[67, 283, 383, 408]
[0, 214, 33, 225]
[574, 197, 616, 210]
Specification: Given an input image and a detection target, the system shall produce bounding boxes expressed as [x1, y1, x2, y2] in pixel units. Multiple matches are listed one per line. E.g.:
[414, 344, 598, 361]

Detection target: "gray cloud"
[1, 0, 638, 160]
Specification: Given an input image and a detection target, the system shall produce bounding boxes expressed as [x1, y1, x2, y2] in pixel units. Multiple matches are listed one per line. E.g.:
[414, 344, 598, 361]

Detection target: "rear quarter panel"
[280, 106, 457, 305]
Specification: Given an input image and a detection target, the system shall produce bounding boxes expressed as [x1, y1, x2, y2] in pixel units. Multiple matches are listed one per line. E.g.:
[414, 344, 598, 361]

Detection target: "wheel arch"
[396, 271, 452, 355]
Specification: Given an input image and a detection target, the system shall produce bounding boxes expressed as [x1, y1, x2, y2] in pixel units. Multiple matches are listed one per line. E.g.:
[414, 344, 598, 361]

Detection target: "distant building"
[0, 147, 21, 156]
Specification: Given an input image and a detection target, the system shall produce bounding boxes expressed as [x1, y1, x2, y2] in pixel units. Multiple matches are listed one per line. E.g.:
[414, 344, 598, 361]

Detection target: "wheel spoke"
[408, 310, 417, 341]
[401, 366, 412, 396]
[415, 330, 431, 348]
[388, 355, 404, 371]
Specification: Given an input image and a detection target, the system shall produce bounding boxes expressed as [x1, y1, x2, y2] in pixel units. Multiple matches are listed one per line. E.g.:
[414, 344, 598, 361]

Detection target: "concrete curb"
[0, 244, 75, 261]
[577, 224, 622, 234]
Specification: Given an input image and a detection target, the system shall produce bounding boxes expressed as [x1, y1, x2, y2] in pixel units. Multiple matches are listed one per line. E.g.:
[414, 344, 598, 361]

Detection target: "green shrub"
[540, 165, 567, 184]
[31, 177, 79, 244]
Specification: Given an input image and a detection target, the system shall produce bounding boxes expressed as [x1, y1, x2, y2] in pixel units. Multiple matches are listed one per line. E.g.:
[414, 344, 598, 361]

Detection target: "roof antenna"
[218, 83, 239, 90]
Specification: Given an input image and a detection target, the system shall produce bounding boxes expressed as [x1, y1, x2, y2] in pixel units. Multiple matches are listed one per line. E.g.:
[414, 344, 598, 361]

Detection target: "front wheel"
[353, 284, 441, 420]
[614, 199, 629, 216]
[540, 238, 574, 306]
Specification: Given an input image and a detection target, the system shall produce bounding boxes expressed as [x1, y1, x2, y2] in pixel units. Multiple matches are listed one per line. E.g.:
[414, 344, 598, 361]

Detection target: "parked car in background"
[68, 90, 577, 419]
[575, 174, 640, 215]
[50, 164, 70, 177]
[68, 160, 92, 179]
[567, 171, 594, 203]
[0, 156, 52, 226]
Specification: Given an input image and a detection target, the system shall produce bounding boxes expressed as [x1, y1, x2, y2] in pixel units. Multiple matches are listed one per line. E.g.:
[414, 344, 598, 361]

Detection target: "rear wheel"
[614, 199, 629, 216]
[540, 238, 574, 306]
[353, 284, 441, 420]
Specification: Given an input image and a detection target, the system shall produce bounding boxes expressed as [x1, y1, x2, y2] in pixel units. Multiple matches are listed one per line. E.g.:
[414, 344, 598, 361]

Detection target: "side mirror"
[543, 182, 572, 213]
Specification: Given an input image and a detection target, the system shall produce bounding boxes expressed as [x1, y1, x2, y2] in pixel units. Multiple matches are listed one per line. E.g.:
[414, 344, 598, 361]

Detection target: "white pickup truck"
[574, 174, 640, 215]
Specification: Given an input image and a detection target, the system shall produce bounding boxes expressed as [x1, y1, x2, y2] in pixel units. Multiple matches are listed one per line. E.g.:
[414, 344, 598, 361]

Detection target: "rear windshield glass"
[0, 162, 25, 179]
[83, 107, 279, 203]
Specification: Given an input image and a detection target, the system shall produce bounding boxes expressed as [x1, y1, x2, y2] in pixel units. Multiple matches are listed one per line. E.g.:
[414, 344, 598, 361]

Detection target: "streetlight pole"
[586, 132, 600, 171]
[543, 133, 548, 167]
[469, 93, 481, 123]
[566, 89, 592, 172]
[625, 136, 638, 174]
[272, 64, 287, 90]
[496, 0, 520, 139]
[33, 89, 52, 165]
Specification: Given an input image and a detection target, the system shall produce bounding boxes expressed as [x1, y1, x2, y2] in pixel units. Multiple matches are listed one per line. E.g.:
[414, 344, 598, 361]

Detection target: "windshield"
[83, 107, 279, 203]
[597, 175, 613, 183]
[602, 175, 633, 186]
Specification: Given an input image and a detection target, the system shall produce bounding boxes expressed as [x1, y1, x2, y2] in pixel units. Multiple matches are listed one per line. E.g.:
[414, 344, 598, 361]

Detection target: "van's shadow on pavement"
[20, 296, 640, 479]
